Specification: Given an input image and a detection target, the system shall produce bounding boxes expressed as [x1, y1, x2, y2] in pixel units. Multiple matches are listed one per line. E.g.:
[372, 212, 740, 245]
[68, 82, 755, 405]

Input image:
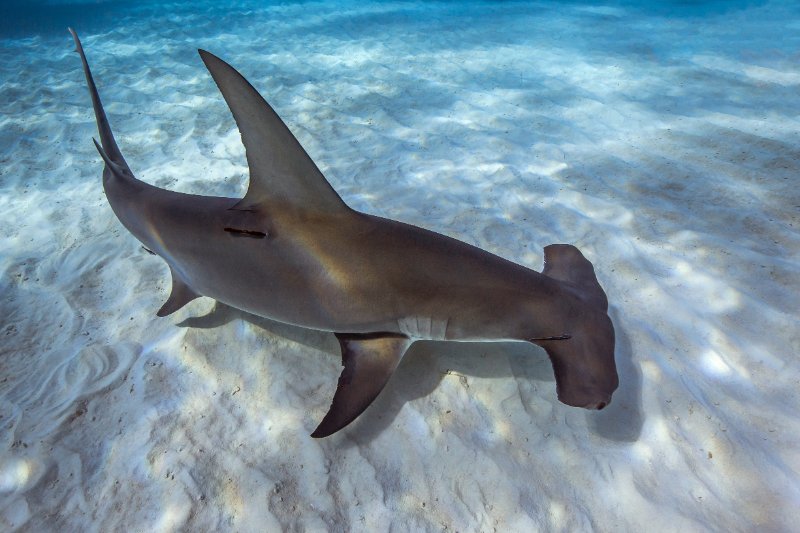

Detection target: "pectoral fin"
[157, 267, 200, 317]
[311, 333, 412, 438]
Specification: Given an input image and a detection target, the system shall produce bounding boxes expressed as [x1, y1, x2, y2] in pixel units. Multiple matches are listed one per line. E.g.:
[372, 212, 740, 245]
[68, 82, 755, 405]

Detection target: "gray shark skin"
[69, 29, 618, 438]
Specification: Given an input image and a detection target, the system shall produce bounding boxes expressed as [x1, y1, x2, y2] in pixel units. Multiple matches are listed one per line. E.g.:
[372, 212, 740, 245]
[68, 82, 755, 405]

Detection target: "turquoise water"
[1, 1, 798, 531]
[0, 1, 784, 40]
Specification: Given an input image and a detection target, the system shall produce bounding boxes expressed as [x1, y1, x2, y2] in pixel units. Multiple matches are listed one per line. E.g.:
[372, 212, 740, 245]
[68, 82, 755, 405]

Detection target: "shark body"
[70, 29, 618, 437]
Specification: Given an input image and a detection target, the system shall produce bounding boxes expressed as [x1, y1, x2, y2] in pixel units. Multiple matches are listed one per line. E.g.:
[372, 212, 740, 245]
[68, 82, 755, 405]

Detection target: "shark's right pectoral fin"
[157, 267, 201, 317]
[311, 333, 412, 438]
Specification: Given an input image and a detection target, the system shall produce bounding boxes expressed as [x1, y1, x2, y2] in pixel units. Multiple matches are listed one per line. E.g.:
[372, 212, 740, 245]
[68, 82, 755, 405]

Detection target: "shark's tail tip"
[68, 27, 81, 51]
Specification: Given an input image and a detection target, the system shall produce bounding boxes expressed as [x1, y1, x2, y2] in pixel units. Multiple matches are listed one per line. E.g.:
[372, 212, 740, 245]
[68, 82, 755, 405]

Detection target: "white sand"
[1, 0, 799, 530]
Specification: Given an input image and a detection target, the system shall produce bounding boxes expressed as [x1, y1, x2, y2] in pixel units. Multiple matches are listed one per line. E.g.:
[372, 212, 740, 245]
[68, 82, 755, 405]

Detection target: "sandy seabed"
[1, 0, 799, 531]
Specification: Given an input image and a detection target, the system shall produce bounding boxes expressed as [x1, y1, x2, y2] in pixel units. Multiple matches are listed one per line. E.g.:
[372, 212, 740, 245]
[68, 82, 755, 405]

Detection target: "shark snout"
[537, 309, 618, 412]
[556, 386, 614, 411]
[583, 396, 611, 410]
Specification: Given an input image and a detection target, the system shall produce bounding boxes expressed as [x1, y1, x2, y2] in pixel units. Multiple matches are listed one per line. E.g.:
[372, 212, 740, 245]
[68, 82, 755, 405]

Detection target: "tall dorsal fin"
[198, 49, 349, 214]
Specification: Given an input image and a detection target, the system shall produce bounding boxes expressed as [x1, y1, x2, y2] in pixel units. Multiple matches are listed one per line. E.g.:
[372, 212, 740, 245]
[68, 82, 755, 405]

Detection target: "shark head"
[530, 244, 619, 409]
[531, 309, 618, 409]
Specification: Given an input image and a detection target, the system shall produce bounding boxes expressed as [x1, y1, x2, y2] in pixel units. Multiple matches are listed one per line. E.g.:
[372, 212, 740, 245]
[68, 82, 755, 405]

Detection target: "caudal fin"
[542, 244, 608, 310]
[69, 28, 133, 180]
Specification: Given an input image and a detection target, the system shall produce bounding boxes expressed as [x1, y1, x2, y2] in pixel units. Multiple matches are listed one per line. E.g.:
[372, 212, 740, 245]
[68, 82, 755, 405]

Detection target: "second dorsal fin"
[198, 49, 349, 214]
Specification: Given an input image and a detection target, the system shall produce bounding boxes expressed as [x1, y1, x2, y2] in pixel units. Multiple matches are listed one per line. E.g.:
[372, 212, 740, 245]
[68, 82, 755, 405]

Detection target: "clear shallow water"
[1, 1, 799, 531]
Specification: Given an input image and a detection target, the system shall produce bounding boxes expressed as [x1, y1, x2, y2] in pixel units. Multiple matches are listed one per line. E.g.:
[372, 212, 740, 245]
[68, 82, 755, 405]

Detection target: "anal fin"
[157, 267, 201, 317]
[311, 333, 412, 438]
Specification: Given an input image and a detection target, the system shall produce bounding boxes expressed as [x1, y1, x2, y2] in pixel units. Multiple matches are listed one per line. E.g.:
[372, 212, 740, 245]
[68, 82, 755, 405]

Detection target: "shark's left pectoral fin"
[311, 333, 412, 438]
[157, 267, 201, 317]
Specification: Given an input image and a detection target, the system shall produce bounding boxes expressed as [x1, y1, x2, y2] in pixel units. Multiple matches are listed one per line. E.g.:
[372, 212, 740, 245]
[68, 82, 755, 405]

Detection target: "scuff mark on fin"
[311, 333, 412, 438]
[223, 227, 267, 239]
[157, 266, 201, 317]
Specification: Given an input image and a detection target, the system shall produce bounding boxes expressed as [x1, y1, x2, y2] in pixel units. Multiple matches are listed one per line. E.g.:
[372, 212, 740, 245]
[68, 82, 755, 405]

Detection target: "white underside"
[396, 315, 449, 340]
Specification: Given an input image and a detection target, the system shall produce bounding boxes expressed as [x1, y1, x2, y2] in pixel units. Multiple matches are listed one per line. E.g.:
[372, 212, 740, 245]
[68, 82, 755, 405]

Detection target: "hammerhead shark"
[70, 29, 618, 438]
